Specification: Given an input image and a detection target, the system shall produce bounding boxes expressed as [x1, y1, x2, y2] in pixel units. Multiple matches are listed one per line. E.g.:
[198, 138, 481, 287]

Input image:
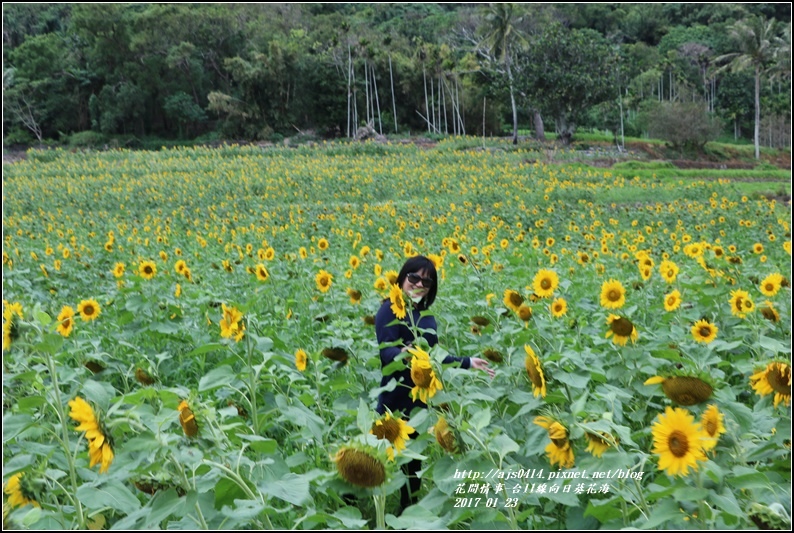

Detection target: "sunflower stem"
[43, 349, 87, 529]
[373, 491, 387, 530]
[244, 321, 261, 436]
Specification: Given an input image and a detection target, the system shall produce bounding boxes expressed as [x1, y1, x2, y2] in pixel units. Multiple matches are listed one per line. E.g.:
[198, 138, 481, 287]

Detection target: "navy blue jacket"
[375, 299, 471, 415]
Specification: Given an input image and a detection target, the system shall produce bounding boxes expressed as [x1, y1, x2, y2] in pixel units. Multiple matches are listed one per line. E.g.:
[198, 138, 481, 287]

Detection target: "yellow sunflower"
[750, 362, 791, 408]
[77, 299, 101, 322]
[408, 346, 442, 404]
[139, 260, 157, 280]
[389, 283, 406, 319]
[550, 297, 568, 318]
[113, 262, 125, 278]
[255, 264, 269, 282]
[651, 406, 708, 477]
[532, 269, 559, 299]
[663, 290, 682, 312]
[605, 314, 638, 346]
[517, 304, 532, 325]
[315, 270, 333, 293]
[4, 473, 40, 509]
[220, 303, 244, 341]
[174, 259, 187, 274]
[600, 279, 626, 310]
[503, 289, 524, 313]
[759, 273, 783, 297]
[68, 397, 114, 473]
[295, 349, 308, 372]
[371, 413, 414, 461]
[317, 238, 329, 251]
[752, 243, 764, 254]
[700, 404, 726, 451]
[434, 417, 458, 453]
[347, 287, 362, 305]
[585, 431, 615, 458]
[691, 319, 718, 344]
[524, 345, 546, 398]
[349, 255, 361, 269]
[533, 416, 575, 468]
[729, 289, 754, 318]
[56, 305, 75, 337]
[178, 400, 199, 437]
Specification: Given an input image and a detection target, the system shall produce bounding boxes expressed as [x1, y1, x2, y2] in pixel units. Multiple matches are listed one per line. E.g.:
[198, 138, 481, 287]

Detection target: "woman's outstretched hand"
[470, 357, 496, 379]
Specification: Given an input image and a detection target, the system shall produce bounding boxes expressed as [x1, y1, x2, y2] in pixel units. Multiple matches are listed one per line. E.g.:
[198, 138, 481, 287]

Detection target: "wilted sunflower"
[664, 290, 682, 312]
[644, 375, 713, 406]
[759, 273, 784, 297]
[371, 413, 414, 461]
[651, 406, 708, 477]
[750, 362, 791, 408]
[56, 305, 75, 337]
[605, 315, 638, 346]
[315, 270, 333, 293]
[255, 264, 269, 282]
[503, 289, 524, 313]
[729, 289, 754, 318]
[362, 315, 376, 326]
[434, 417, 458, 453]
[139, 260, 157, 280]
[691, 319, 718, 344]
[760, 302, 780, 323]
[483, 348, 503, 363]
[532, 269, 559, 299]
[295, 349, 308, 371]
[533, 416, 575, 468]
[4, 473, 40, 509]
[524, 345, 546, 398]
[77, 299, 101, 322]
[408, 346, 442, 404]
[700, 404, 726, 451]
[347, 288, 362, 305]
[68, 397, 114, 473]
[600, 279, 626, 310]
[334, 445, 386, 488]
[322, 347, 349, 363]
[178, 400, 199, 437]
[550, 297, 568, 318]
[135, 367, 155, 385]
[471, 316, 491, 327]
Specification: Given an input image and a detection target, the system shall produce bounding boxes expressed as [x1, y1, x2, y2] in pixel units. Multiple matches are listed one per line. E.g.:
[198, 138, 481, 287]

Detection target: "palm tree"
[481, 3, 526, 145]
[716, 16, 785, 159]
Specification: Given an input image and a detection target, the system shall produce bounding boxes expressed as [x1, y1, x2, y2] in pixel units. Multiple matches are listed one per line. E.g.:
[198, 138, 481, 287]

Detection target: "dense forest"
[2, 3, 791, 153]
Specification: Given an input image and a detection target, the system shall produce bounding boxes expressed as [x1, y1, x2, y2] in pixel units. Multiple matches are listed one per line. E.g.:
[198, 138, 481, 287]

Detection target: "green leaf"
[214, 477, 249, 510]
[758, 335, 791, 355]
[470, 407, 491, 431]
[258, 472, 311, 506]
[3, 414, 35, 442]
[184, 343, 226, 358]
[237, 434, 278, 454]
[491, 433, 519, 461]
[553, 371, 590, 389]
[77, 481, 142, 514]
[585, 497, 624, 523]
[635, 499, 684, 529]
[198, 365, 236, 392]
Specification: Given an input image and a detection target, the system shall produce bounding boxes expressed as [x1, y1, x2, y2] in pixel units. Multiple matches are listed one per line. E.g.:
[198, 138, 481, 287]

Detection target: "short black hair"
[396, 255, 438, 309]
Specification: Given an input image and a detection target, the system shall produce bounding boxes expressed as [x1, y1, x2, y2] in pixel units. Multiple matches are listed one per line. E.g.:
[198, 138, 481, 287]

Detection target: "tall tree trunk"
[347, 45, 352, 137]
[506, 60, 518, 145]
[423, 65, 430, 133]
[754, 66, 761, 159]
[372, 64, 382, 135]
[389, 54, 397, 133]
[533, 110, 545, 141]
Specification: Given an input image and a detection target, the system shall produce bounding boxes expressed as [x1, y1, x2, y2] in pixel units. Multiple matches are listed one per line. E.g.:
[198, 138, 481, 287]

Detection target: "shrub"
[67, 131, 108, 149]
[646, 101, 722, 151]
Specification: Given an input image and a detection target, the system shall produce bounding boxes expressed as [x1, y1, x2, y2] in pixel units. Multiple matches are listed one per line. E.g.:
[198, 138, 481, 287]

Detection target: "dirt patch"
[3, 150, 27, 165]
[671, 160, 756, 170]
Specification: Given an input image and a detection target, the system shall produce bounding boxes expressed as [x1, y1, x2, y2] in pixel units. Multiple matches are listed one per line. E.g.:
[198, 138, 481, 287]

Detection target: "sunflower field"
[2, 141, 791, 530]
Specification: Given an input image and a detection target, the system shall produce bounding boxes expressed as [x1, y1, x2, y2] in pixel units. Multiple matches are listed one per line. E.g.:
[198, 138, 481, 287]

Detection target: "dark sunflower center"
[84, 305, 95, 315]
[699, 326, 712, 338]
[372, 419, 401, 443]
[667, 269, 674, 278]
[510, 294, 523, 306]
[608, 290, 620, 302]
[668, 430, 689, 457]
[764, 283, 775, 292]
[667, 296, 677, 306]
[704, 419, 718, 437]
[541, 279, 551, 290]
[412, 365, 433, 388]
[551, 437, 568, 448]
[337, 449, 386, 488]
[525, 359, 542, 387]
[768, 365, 792, 395]
[611, 317, 634, 336]
[761, 307, 778, 322]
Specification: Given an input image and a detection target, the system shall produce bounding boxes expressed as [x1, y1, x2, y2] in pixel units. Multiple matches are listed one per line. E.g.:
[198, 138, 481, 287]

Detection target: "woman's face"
[402, 268, 433, 302]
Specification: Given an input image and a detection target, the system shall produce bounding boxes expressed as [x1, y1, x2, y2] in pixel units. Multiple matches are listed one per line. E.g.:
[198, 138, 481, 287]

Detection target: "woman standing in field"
[374, 255, 494, 512]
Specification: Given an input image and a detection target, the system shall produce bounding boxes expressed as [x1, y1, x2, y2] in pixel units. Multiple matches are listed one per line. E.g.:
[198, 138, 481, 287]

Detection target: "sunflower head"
[434, 417, 459, 453]
[135, 367, 155, 385]
[651, 406, 708, 477]
[334, 444, 387, 488]
[503, 289, 524, 312]
[600, 279, 626, 310]
[647, 374, 715, 406]
[322, 347, 349, 364]
[585, 431, 616, 458]
[471, 316, 491, 327]
[691, 319, 718, 344]
[483, 348, 503, 363]
[178, 400, 199, 438]
[532, 269, 559, 298]
[524, 345, 546, 398]
[750, 362, 792, 408]
[4, 472, 41, 509]
[605, 314, 638, 346]
[371, 413, 414, 460]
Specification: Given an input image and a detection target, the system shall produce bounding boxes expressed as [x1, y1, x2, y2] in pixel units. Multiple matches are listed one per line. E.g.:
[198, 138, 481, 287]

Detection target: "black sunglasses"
[406, 273, 434, 287]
